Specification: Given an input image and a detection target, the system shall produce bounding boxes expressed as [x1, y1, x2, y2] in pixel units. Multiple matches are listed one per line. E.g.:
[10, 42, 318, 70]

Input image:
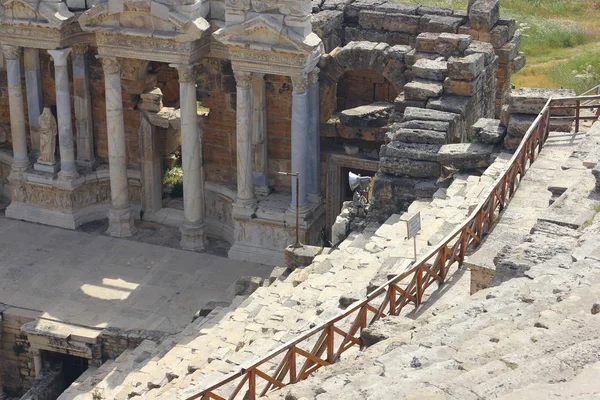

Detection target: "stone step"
[380, 141, 442, 162]
[412, 58, 448, 81]
[404, 79, 444, 101]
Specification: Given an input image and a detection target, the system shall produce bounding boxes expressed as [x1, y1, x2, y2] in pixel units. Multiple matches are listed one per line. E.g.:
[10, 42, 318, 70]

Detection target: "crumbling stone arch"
[319, 41, 408, 122]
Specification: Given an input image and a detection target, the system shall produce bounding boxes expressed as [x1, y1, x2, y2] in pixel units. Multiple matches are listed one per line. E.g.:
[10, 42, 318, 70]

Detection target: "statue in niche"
[37, 107, 57, 165]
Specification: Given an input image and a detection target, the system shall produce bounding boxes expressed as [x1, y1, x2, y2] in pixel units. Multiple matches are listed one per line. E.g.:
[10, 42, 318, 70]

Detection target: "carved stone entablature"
[79, 0, 211, 63]
[0, 0, 86, 49]
[215, 0, 322, 75]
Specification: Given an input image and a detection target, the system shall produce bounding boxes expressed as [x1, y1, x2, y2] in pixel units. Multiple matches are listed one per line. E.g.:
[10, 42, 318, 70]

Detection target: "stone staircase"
[265, 211, 600, 400]
[57, 152, 513, 400]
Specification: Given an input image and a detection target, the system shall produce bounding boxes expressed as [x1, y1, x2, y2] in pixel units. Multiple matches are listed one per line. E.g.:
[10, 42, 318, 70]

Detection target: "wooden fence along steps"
[186, 96, 599, 400]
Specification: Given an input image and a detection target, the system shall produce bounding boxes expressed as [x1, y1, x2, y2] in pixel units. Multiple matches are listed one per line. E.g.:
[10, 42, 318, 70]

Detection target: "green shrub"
[163, 167, 184, 198]
[548, 52, 600, 93]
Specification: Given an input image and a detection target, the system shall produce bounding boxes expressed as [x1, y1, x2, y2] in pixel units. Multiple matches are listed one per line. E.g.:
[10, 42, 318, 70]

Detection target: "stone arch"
[319, 41, 408, 123]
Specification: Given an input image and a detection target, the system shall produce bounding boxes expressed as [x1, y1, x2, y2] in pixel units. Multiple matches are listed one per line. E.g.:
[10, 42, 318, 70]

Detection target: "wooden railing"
[187, 96, 595, 400]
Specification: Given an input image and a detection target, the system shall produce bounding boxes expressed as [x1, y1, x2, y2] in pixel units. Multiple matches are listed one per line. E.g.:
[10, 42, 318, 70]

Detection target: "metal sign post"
[406, 212, 422, 261]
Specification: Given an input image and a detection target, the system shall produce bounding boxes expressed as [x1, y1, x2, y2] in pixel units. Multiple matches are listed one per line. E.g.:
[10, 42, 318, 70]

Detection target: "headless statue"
[37, 107, 57, 165]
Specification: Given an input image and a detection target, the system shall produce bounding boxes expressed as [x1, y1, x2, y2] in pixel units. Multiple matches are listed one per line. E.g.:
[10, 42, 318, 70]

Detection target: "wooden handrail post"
[576, 99, 581, 133]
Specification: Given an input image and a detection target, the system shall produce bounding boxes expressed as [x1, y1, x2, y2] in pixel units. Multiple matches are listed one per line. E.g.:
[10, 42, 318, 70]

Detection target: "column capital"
[170, 63, 196, 84]
[308, 68, 320, 86]
[234, 70, 253, 88]
[1, 45, 21, 60]
[48, 47, 72, 67]
[71, 43, 89, 56]
[97, 56, 120, 75]
[291, 73, 308, 94]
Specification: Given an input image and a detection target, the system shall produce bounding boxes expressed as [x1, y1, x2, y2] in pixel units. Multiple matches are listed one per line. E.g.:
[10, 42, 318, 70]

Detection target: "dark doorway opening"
[43, 351, 89, 391]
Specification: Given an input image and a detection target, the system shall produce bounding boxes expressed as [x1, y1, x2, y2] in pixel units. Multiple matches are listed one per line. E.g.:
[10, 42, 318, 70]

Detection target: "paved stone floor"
[0, 215, 273, 334]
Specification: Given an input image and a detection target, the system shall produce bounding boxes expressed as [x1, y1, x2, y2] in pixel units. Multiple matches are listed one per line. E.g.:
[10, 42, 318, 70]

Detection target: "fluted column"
[307, 68, 321, 202]
[252, 73, 269, 194]
[99, 56, 136, 237]
[48, 47, 78, 179]
[291, 73, 309, 210]
[24, 48, 44, 154]
[2, 45, 30, 172]
[234, 70, 256, 208]
[72, 44, 96, 169]
[172, 63, 207, 251]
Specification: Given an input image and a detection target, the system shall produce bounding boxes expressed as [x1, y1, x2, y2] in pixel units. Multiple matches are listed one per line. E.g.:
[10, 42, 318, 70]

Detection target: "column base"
[34, 162, 60, 174]
[234, 197, 257, 209]
[58, 169, 79, 181]
[180, 222, 208, 252]
[11, 159, 31, 172]
[107, 207, 137, 238]
[287, 204, 311, 215]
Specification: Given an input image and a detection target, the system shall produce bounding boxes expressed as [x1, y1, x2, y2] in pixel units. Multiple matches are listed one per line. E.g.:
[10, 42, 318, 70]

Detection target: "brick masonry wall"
[0, 313, 36, 397]
[337, 69, 399, 111]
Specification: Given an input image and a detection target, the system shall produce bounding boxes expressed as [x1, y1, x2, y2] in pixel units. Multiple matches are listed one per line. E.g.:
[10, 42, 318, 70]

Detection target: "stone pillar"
[172, 64, 207, 251]
[24, 48, 44, 154]
[48, 47, 78, 180]
[99, 56, 136, 237]
[291, 73, 309, 210]
[32, 348, 42, 377]
[72, 44, 96, 169]
[307, 68, 321, 202]
[234, 70, 256, 208]
[252, 73, 269, 194]
[2, 45, 30, 172]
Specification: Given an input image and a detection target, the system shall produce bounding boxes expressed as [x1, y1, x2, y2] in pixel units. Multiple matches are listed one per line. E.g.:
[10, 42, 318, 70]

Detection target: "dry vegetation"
[398, 0, 600, 93]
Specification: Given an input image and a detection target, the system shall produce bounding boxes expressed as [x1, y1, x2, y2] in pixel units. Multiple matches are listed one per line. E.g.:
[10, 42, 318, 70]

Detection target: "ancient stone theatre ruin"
[0, 0, 523, 267]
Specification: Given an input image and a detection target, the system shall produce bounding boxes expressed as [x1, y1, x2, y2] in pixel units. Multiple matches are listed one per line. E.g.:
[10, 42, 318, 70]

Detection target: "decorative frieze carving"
[11, 178, 142, 213]
[1, 45, 21, 60]
[308, 68, 320, 86]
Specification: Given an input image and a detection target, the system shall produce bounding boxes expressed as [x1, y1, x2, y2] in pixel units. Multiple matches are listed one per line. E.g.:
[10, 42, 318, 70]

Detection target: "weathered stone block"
[381, 13, 422, 34]
[415, 32, 441, 53]
[387, 127, 447, 145]
[394, 93, 427, 114]
[427, 95, 473, 117]
[510, 88, 576, 116]
[380, 140, 442, 161]
[399, 119, 450, 133]
[497, 32, 522, 64]
[438, 142, 497, 169]
[448, 54, 486, 82]
[380, 157, 440, 178]
[339, 102, 393, 128]
[404, 79, 443, 101]
[469, 0, 500, 32]
[490, 25, 510, 49]
[435, 33, 472, 57]
[443, 76, 483, 97]
[471, 118, 506, 144]
[413, 58, 448, 81]
[506, 113, 536, 139]
[421, 15, 465, 34]
[464, 41, 496, 66]
[418, 5, 454, 16]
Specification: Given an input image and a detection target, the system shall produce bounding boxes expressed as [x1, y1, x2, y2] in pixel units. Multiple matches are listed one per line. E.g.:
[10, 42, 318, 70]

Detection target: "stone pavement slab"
[0, 216, 273, 334]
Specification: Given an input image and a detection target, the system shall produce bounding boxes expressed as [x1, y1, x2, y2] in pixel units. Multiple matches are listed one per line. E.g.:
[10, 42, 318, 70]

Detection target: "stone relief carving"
[1, 44, 21, 60]
[11, 179, 142, 213]
[37, 108, 58, 166]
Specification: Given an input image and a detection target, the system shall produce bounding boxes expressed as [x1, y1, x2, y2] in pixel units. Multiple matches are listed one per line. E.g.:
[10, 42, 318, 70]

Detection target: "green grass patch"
[163, 167, 184, 198]
[547, 51, 600, 93]
[519, 20, 590, 56]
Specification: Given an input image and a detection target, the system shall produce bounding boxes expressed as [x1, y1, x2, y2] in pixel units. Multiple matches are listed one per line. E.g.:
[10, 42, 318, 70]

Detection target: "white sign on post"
[406, 212, 421, 261]
[407, 212, 421, 239]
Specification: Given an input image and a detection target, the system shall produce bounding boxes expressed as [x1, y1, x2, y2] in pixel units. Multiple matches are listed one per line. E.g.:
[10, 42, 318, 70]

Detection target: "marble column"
[24, 48, 44, 154]
[32, 348, 42, 377]
[307, 68, 321, 202]
[234, 71, 256, 208]
[291, 73, 309, 210]
[72, 44, 96, 169]
[252, 73, 269, 194]
[172, 63, 207, 251]
[99, 56, 136, 237]
[2, 45, 30, 172]
[48, 47, 78, 179]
